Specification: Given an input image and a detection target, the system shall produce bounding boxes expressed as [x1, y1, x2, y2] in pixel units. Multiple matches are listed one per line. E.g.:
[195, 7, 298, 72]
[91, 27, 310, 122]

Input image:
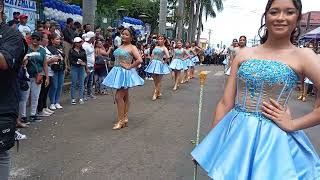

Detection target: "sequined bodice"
[113, 48, 132, 66]
[235, 59, 298, 113]
[174, 49, 184, 59]
[153, 48, 164, 60]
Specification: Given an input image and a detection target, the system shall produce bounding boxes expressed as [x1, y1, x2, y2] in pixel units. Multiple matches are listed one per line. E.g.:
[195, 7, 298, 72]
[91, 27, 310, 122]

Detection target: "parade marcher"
[191, 0, 320, 179]
[47, 33, 65, 110]
[82, 31, 96, 100]
[0, 1, 27, 178]
[189, 42, 201, 78]
[169, 41, 189, 91]
[185, 42, 196, 80]
[225, 36, 246, 76]
[144, 34, 171, 100]
[298, 42, 317, 102]
[19, 32, 49, 122]
[69, 37, 87, 105]
[102, 27, 144, 130]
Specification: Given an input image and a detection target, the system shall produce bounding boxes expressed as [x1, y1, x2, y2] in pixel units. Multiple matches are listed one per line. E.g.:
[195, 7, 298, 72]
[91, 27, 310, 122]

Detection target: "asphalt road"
[9, 65, 320, 180]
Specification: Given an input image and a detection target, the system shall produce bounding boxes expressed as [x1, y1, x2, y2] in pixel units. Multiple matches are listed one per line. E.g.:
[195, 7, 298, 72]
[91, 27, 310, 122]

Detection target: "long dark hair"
[48, 33, 59, 46]
[121, 26, 138, 46]
[239, 35, 247, 46]
[258, 0, 302, 44]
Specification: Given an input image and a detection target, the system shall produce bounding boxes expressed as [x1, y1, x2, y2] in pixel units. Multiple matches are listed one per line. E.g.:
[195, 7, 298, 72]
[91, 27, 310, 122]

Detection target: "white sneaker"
[79, 99, 84, 105]
[44, 108, 54, 114]
[15, 131, 27, 140]
[50, 104, 56, 110]
[55, 103, 63, 109]
[37, 111, 51, 117]
[71, 99, 76, 105]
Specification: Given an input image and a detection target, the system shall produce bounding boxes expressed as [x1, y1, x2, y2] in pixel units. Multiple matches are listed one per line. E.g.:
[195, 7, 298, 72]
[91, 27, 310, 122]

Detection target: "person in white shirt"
[18, 15, 31, 37]
[82, 31, 96, 100]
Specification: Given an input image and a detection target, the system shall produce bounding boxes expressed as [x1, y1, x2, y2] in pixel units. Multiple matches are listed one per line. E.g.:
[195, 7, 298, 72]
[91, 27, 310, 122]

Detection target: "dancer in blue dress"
[145, 34, 171, 100]
[169, 41, 189, 91]
[189, 42, 201, 78]
[191, 0, 320, 179]
[102, 27, 144, 130]
[185, 42, 196, 80]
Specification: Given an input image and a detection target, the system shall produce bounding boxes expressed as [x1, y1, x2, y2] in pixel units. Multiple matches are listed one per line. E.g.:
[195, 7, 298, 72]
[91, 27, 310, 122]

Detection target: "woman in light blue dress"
[185, 42, 196, 80]
[102, 27, 144, 130]
[191, 0, 320, 179]
[189, 42, 201, 78]
[169, 41, 189, 91]
[145, 34, 171, 100]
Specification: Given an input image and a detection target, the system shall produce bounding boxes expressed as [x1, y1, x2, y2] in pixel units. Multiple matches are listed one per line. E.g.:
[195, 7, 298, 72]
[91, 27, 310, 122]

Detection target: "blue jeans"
[71, 66, 85, 99]
[0, 151, 10, 180]
[49, 70, 64, 105]
[84, 67, 94, 96]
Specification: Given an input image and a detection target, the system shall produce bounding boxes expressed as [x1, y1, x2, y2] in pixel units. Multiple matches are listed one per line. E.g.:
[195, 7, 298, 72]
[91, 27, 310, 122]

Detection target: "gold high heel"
[157, 90, 162, 98]
[152, 90, 157, 100]
[173, 85, 178, 91]
[297, 95, 303, 100]
[112, 119, 125, 130]
[302, 96, 306, 102]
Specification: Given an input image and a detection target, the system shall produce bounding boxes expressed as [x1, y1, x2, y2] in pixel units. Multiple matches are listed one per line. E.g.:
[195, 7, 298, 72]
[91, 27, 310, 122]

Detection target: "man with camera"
[0, 0, 27, 179]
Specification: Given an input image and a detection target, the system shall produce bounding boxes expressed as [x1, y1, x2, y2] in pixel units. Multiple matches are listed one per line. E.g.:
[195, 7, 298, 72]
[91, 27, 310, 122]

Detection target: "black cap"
[13, 12, 20, 16]
[31, 31, 43, 39]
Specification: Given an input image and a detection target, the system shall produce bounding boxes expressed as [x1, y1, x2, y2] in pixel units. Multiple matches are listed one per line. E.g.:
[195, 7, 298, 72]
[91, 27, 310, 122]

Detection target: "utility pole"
[208, 29, 212, 46]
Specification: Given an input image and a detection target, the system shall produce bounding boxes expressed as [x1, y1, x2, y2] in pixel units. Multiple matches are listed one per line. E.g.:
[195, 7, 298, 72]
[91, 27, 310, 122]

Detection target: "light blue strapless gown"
[144, 47, 171, 74]
[191, 59, 320, 180]
[102, 48, 144, 89]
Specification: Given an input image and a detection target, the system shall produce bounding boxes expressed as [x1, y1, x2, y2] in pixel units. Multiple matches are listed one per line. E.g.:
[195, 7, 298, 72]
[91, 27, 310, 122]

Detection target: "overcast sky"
[201, 0, 320, 47]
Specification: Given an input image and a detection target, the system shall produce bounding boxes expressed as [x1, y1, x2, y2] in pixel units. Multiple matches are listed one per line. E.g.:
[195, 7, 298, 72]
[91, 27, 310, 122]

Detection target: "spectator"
[82, 31, 96, 100]
[0, 1, 27, 179]
[83, 23, 91, 33]
[106, 26, 113, 38]
[17, 14, 31, 38]
[47, 34, 65, 110]
[62, 18, 75, 70]
[19, 32, 49, 123]
[69, 37, 87, 105]
[7, 11, 20, 25]
[43, 20, 51, 35]
[113, 26, 124, 48]
[37, 23, 44, 32]
[37, 33, 55, 117]
[73, 21, 83, 37]
[95, 25, 104, 41]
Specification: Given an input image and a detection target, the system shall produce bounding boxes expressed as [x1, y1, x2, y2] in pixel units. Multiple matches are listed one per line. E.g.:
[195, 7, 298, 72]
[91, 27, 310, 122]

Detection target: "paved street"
[9, 65, 320, 180]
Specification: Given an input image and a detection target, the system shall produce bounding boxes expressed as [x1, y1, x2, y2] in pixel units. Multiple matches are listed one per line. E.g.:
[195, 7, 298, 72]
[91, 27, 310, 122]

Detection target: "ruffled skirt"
[169, 58, 185, 70]
[102, 66, 144, 89]
[144, 59, 171, 74]
[186, 58, 195, 67]
[191, 56, 200, 63]
[191, 107, 320, 180]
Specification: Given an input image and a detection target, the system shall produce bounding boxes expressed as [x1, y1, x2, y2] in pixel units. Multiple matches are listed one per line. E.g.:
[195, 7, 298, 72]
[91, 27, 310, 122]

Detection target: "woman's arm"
[163, 47, 170, 62]
[211, 52, 244, 128]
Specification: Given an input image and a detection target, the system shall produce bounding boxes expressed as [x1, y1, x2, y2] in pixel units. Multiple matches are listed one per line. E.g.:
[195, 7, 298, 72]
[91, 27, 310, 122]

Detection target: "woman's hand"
[262, 98, 296, 132]
[45, 76, 50, 87]
[120, 62, 132, 70]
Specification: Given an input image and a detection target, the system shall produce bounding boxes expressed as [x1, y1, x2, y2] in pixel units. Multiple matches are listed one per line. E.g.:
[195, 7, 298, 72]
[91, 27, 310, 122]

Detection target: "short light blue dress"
[144, 47, 171, 75]
[102, 48, 144, 89]
[169, 49, 185, 70]
[191, 59, 320, 180]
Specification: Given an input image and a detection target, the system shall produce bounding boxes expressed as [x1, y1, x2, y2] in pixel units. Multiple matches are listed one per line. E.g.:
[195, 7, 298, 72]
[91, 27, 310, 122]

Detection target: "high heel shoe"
[302, 96, 306, 102]
[152, 90, 157, 100]
[157, 91, 162, 98]
[112, 120, 125, 130]
[173, 85, 178, 91]
[297, 95, 303, 100]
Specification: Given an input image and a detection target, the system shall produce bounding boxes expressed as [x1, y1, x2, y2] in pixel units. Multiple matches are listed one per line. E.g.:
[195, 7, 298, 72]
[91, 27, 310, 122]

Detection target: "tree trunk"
[82, 0, 97, 28]
[159, 0, 168, 35]
[196, 2, 203, 44]
[187, 0, 194, 42]
[191, 0, 201, 42]
[176, 0, 184, 40]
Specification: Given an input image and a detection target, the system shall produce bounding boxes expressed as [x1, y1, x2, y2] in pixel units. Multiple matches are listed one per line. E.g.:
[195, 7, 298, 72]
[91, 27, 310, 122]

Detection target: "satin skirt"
[169, 58, 185, 70]
[191, 56, 200, 63]
[191, 107, 320, 180]
[144, 59, 171, 75]
[102, 66, 144, 89]
[186, 58, 195, 67]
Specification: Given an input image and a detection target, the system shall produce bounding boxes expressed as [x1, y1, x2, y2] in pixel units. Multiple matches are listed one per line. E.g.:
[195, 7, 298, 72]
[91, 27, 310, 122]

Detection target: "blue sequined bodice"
[113, 48, 132, 66]
[174, 49, 184, 59]
[235, 59, 298, 113]
[153, 48, 164, 60]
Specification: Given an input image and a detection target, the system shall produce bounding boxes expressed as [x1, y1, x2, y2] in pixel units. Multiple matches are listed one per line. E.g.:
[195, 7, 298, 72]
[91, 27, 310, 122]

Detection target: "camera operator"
[0, 0, 27, 179]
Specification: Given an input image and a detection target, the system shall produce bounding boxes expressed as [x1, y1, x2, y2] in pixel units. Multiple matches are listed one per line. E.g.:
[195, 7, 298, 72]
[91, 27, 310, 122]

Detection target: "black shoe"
[29, 115, 42, 122]
[21, 117, 31, 125]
